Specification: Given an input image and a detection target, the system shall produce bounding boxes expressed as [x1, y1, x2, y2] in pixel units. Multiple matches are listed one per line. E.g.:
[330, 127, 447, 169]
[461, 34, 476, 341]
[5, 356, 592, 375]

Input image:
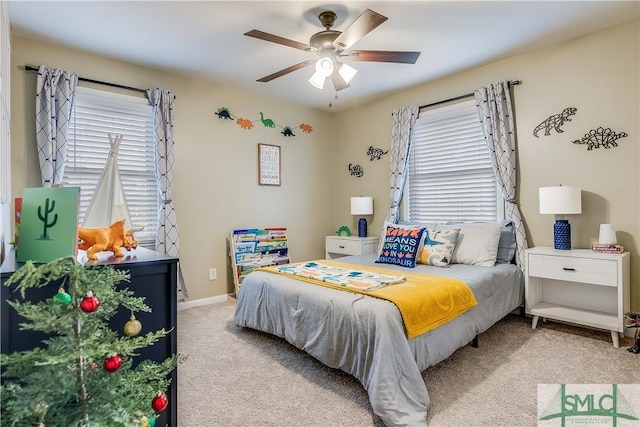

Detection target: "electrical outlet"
[208, 268, 217, 281]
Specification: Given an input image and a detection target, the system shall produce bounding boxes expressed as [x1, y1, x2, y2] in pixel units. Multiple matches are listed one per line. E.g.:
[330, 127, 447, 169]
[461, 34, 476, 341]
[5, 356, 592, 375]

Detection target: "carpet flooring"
[177, 301, 640, 426]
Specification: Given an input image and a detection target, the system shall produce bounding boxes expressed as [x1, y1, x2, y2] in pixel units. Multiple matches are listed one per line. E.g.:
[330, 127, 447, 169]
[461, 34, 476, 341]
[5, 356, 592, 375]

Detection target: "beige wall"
[333, 20, 640, 310]
[10, 20, 640, 310]
[11, 36, 335, 301]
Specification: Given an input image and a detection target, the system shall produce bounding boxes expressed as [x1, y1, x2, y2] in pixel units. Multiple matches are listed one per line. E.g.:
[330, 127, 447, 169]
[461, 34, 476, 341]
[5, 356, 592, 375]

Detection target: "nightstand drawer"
[527, 254, 617, 287]
[326, 238, 361, 255]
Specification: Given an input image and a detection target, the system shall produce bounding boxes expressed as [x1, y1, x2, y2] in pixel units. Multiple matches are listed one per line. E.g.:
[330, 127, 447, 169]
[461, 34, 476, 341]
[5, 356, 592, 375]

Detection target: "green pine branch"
[1, 256, 185, 427]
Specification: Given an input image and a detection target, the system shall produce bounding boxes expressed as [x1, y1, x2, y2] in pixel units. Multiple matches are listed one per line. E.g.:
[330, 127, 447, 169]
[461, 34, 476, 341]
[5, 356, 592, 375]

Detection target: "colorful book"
[591, 243, 624, 253]
[16, 187, 80, 263]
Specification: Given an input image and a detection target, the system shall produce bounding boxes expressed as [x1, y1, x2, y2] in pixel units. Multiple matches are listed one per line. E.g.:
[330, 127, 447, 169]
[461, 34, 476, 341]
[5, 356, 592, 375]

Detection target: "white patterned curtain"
[35, 65, 78, 186]
[474, 81, 528, 271]
[382, 106, 419, 226]
[147, 88, 188, 298]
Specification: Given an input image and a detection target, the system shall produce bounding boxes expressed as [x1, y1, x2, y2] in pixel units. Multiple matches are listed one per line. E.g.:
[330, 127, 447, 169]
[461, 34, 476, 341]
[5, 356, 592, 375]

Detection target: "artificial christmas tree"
[1, 256, 184, 426]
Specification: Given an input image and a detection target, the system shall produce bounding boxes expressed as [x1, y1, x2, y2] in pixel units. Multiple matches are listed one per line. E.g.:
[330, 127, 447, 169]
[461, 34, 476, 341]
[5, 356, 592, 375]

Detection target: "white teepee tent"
[82, 134, 133, 229]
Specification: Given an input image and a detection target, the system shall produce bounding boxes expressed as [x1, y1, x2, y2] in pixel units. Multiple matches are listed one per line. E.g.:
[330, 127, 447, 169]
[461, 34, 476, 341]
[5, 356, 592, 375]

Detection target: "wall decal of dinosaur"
[259, 112, 275, 128]
[281, 127, 295, 137]
[215, 107, 232, 119]
[367, 146, 389, 161]
[348, 163, 364, 177]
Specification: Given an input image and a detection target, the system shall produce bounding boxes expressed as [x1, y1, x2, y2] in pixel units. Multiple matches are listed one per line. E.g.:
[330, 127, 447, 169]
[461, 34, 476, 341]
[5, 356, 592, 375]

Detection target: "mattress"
[234, 254, 524, 426]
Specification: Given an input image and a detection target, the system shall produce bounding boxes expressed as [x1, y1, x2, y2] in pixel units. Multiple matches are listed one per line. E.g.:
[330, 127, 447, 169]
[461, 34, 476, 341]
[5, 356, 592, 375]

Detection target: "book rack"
[229, 228, 290, 296]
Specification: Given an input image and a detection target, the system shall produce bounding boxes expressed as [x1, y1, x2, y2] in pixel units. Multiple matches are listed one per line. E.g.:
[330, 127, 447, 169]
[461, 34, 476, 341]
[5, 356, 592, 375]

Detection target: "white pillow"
[436, 222, 502, 267]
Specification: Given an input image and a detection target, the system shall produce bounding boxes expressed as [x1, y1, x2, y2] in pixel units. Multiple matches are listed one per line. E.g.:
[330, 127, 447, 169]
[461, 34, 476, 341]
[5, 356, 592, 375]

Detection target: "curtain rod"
[418, 80, 522, 110]
[24, 65, 148, 96]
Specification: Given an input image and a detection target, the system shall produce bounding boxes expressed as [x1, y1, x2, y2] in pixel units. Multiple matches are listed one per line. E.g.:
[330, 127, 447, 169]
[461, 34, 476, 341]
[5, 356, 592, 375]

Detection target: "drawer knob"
[562, 267, 576, 271]
[339, 245, 345, 249]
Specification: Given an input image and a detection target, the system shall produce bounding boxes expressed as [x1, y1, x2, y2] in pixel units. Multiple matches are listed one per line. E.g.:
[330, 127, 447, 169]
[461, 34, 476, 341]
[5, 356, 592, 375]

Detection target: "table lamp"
[350, 196, 373, 237]
[539, 185, 582, 250]
[598, 224, 617, 245]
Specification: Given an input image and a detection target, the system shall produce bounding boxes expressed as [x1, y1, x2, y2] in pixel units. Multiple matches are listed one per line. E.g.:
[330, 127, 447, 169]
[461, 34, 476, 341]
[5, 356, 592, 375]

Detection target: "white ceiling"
[8, 1, 640, 112]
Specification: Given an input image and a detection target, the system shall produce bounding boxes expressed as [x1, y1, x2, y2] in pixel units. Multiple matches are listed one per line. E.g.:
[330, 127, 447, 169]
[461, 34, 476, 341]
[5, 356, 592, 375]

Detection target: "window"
[64, 87, 158, 248]
[404, 99, 502, 223]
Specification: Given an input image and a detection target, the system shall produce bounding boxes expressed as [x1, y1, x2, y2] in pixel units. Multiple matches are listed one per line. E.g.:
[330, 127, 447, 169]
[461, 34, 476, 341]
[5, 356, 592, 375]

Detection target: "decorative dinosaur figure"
[348, 163, 364, 177]
[215, 107, 232, 120]
[533, 107, 577, 137]
[367, 146, 389, 161]
[78, 219, 138, 260]
[281, 127, 295, 137]
[259, 112, 275, 128]
[572, 127, 628, 150]
[299, 123, 313, 134]
[236, 118, 254, 129]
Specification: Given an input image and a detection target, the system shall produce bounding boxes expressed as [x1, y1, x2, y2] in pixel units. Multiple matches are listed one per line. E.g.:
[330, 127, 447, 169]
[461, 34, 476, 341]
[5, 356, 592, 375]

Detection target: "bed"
[233, 222, 524, 426]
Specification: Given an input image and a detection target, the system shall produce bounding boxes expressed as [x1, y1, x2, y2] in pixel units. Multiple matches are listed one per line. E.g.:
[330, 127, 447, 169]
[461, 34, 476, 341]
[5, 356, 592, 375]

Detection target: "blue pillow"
[496, 219, 517, 264]
[375, 224, 426, 268]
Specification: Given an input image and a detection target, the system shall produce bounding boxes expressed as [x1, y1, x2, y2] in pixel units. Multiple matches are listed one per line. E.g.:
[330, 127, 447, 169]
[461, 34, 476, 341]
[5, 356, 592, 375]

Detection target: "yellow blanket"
[258, 260, 478, 339]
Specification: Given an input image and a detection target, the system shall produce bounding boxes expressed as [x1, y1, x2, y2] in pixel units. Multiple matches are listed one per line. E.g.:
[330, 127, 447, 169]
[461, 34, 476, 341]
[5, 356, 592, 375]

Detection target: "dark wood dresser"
[1, 246, 179, 426]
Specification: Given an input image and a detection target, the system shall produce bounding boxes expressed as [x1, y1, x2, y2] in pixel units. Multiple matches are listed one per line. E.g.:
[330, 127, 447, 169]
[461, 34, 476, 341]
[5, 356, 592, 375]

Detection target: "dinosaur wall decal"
[259, 112, 275, 128]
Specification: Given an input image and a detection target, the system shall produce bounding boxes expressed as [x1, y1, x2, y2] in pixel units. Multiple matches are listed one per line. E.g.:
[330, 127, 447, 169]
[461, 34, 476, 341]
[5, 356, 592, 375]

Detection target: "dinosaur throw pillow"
[375, 224, 426, 268]
[417, 228, 460, 267]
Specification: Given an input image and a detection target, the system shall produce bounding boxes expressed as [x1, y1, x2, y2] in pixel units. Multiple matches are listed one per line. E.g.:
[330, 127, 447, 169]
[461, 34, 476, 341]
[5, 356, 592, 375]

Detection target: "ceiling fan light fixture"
[315, 56, 334, 77]
[308, 70, 326, 89]
[338, 63, 358, 84]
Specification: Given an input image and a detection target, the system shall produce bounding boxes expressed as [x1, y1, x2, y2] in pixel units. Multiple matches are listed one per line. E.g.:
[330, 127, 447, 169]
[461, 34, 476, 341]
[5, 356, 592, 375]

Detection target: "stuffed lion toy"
[78, 219, 138, 260]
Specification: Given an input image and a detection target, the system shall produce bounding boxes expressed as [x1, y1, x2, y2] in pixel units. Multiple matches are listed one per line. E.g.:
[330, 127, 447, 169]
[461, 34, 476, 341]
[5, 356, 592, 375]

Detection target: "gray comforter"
[234, 254, 524, 426]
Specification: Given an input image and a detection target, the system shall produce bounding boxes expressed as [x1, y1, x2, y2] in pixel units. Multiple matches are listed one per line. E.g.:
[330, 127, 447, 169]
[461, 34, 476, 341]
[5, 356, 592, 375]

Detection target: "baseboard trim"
[178, 294, 232, 311]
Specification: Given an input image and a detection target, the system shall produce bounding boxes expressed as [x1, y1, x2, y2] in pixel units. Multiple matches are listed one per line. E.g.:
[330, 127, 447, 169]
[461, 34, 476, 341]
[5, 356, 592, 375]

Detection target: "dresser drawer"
[326, 238, 361, 255]
[527, 253, 617, 287]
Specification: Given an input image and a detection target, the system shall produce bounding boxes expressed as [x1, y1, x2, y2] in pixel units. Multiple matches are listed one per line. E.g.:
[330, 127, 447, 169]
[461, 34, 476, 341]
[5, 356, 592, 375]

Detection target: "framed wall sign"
[258, 143, 281, 186]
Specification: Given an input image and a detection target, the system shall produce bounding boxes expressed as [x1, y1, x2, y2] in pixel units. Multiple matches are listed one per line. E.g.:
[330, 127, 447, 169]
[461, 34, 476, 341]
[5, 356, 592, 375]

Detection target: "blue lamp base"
[554, 219, 571, 250]
[358, 217, 368, 237]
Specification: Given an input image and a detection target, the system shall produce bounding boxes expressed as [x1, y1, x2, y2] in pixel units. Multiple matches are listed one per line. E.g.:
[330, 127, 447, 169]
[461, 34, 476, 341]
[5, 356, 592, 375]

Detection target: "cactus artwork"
[37, 197, 58, 240]
[16, 187, 79, 263]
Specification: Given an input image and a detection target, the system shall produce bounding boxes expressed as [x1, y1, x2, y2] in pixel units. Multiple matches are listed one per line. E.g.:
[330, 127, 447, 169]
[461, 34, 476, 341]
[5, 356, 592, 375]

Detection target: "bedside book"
[591, 243, 624, 253]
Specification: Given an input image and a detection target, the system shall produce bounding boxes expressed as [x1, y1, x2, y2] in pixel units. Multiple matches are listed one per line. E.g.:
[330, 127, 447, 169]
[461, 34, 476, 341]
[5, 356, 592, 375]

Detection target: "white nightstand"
[524, 247, 630, 347]
[325, 236, 379, 259]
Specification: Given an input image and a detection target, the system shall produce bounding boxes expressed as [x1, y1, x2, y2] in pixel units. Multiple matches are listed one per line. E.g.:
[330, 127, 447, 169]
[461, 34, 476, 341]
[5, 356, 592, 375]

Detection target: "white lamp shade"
[350, 197, 373, 215]
[316, 57, 334, 77]
[338, 63, 358, 84]
[598, 224, 617, 244]
[308, 71, 326, 89]
[539, 186, 582, 215]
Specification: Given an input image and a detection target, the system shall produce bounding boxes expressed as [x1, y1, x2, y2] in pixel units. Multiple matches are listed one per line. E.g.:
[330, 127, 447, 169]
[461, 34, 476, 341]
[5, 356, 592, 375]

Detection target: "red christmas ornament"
[103, 353, 122, 372]
[80, 291, 100, 313]
[151, 392, 168, 412]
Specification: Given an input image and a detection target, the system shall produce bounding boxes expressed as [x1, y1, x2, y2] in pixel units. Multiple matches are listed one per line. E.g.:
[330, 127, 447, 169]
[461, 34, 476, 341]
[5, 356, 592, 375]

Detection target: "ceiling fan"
[244, 8, 421, 92]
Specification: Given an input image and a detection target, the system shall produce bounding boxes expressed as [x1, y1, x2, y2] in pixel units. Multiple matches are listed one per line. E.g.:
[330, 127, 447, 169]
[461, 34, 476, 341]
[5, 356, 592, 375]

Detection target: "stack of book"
[591, 243, 624, 253]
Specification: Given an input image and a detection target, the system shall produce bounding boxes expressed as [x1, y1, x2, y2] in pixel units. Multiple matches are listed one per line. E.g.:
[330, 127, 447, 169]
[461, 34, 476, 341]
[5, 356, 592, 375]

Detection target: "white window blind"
[405, 99, 500, 223]
[64, 87, 158, 248]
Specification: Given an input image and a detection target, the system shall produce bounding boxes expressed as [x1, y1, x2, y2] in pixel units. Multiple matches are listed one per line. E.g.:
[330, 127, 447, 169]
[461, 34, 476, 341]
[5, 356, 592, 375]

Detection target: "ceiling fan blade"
[347, 50, 421, 64]
[256, 60, 315, 83]
[244, 29, 313, 51]
[330, 69, 350, 92]
[333, 9, 388, 51]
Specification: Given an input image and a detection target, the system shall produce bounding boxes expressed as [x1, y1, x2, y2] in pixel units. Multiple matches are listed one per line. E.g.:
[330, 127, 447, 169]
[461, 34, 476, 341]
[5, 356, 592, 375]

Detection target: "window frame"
[402, 99, 504, 223]
[64, 86, 159, 248]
